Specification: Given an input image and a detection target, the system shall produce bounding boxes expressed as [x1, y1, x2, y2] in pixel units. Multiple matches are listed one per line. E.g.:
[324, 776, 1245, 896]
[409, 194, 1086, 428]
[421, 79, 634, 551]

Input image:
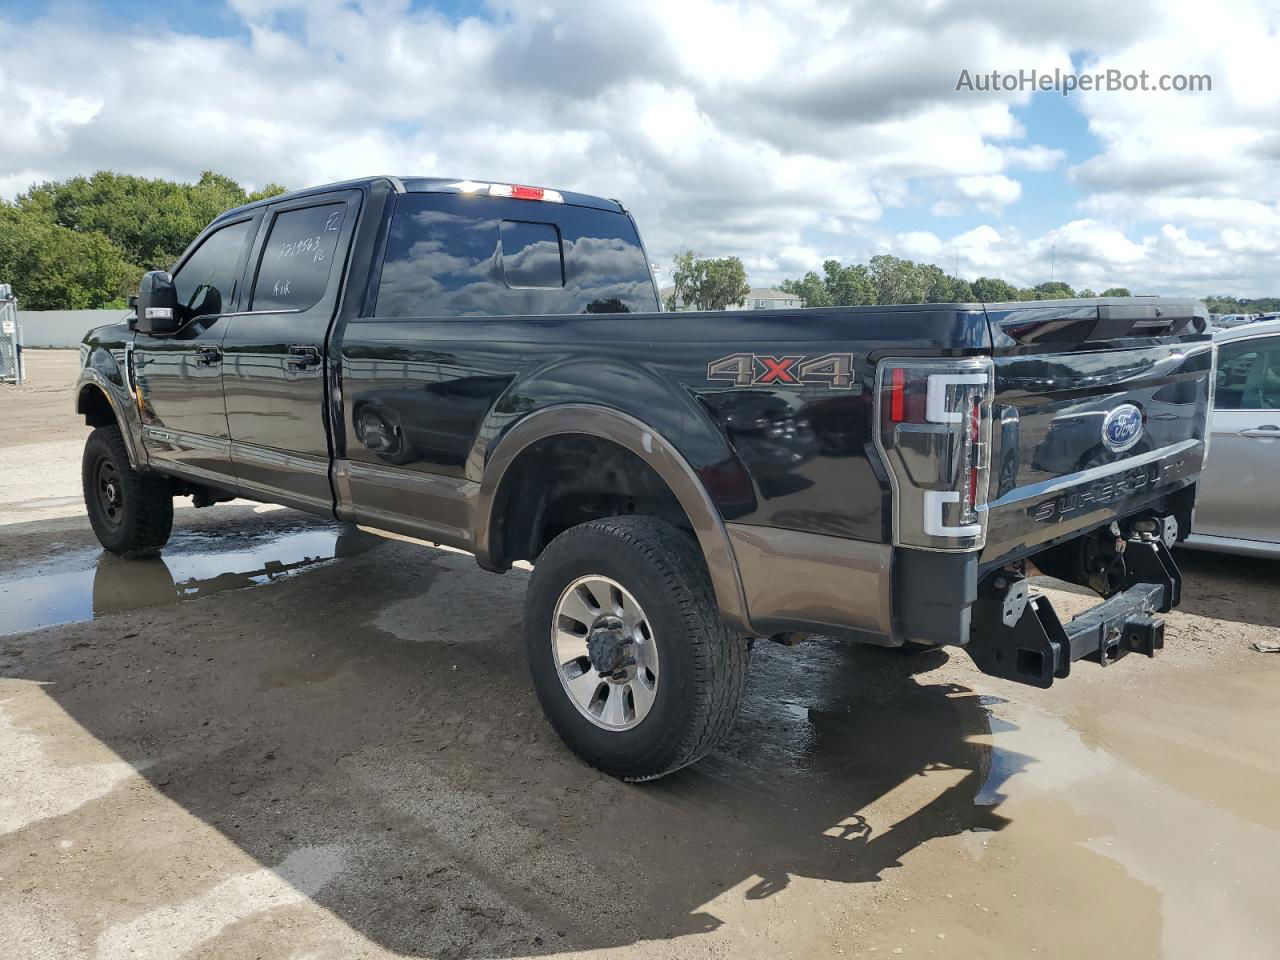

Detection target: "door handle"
[194, 346, 221, 367]
[285, 345, 322, 370]
[1240, 425, 1280, 439]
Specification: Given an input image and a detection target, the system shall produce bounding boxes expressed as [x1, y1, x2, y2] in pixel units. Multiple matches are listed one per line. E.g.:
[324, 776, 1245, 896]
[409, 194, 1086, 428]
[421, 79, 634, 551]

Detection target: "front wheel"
[524, 516, 750, 781]
[82, 425, 174, 558]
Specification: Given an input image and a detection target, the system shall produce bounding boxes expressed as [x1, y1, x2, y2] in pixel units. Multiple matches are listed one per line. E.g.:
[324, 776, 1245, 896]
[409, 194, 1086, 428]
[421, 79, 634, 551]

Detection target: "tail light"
[874, 357, 995, 551]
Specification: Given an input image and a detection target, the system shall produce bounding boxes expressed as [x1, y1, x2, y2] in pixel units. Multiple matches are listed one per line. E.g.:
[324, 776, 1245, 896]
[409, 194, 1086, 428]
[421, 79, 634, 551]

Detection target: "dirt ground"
[2, 351, 1279, 960]
[1, 348, 89, 447]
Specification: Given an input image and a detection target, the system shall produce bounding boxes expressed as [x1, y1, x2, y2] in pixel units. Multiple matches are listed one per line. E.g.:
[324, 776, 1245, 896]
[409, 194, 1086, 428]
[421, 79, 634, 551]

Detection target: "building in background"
[659, 286, 801, 311]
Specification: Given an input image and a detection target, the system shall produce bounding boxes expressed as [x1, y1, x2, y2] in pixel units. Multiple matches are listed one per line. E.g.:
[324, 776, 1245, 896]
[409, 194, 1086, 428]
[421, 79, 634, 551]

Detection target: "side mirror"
[135, 271, 180, 336]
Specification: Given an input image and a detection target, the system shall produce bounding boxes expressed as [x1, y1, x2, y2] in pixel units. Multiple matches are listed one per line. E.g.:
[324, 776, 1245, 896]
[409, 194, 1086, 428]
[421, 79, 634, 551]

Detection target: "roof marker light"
[447, 180, 564, 203]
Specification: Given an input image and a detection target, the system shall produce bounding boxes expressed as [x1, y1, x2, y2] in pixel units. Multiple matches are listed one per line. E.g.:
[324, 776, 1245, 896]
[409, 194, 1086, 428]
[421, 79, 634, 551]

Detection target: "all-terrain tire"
[524, 516, 750, 781]
[82, 425, 174, 558]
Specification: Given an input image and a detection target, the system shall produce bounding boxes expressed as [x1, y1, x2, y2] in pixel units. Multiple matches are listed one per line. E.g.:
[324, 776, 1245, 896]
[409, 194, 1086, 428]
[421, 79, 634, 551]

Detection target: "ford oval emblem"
[1102, 403, 1144, 453]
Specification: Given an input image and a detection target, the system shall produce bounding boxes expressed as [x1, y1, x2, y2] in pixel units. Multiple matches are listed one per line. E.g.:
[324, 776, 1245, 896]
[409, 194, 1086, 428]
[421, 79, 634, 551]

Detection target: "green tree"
[1205, 296, 1244, 314]
[779, 260, 875, 306]
[1100, 286, 1131, 297]
[1077, 288, 1098, 298]
[0, 206, 138, 309]
[949, 277, 976, 302]
[971, 276, 1019, 302]
[15, 170, 285, 271]
[823, 259, 876, 305]
[869, 254, 927, 305]
[779, 271, 831, 307]
[1030, 281, 1076, 300]
[666, 251, 750, 310]
[919, 264, 974, 303]
[698, 256, 751, 310]
[666, 250, 701, 311]
[2, 170, 288, 309]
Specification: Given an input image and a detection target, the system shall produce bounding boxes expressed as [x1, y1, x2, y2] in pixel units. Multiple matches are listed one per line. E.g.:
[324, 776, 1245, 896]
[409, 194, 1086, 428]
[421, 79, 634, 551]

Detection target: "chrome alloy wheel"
[551, 575, 659, 731]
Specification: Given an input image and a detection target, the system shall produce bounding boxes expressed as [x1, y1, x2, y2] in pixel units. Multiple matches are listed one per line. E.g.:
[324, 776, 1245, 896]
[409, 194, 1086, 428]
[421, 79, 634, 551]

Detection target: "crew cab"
[75, 176, 1215, 780]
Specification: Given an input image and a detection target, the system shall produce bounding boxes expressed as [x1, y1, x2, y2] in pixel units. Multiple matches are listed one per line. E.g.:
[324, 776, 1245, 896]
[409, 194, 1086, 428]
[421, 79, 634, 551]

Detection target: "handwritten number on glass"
[277, 235, 326, 263]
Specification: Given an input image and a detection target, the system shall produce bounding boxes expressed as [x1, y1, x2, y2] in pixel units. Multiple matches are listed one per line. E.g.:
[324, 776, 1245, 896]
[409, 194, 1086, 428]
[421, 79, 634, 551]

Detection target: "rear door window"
[251, 203, 347, 312]
[374, 193, 658, 317]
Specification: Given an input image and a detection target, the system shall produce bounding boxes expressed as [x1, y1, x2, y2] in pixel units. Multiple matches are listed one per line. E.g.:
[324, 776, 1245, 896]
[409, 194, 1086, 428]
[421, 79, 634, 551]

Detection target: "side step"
[966, 536, 1179, 688]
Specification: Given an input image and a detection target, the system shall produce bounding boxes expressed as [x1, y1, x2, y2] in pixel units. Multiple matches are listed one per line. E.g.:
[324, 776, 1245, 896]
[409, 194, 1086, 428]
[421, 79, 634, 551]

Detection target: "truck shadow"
[3, 535, 1029, 958]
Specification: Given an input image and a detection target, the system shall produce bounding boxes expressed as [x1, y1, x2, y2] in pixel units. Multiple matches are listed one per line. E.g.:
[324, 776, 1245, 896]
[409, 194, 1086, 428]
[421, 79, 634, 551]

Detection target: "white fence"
[15, 309, 132, 349]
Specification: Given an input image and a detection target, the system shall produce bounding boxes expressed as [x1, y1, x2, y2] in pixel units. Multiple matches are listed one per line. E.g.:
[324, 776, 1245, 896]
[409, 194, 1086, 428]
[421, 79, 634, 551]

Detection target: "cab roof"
[216, 175, 625, 224]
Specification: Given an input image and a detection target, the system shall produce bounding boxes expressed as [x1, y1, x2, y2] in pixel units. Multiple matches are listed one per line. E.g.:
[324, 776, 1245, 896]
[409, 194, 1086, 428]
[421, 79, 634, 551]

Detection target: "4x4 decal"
[706, 352, 856, 389]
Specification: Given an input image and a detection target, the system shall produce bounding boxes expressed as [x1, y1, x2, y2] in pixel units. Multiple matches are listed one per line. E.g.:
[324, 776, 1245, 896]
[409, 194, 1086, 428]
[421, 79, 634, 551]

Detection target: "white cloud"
[0, 0, 1276, 296]
[1068, 1, 1280, 204]
[900, 218, 1274, 297]
[895, 230, 943, 259]
[1002, 145, 1066, 171]
[955, 174, 1023, 211]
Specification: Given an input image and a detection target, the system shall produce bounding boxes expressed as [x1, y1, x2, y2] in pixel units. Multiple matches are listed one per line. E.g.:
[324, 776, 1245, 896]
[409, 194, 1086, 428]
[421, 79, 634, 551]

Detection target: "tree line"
[662, 250, 1138, 311]
[779, 256, 1133, 306]
[1202, 296, 1280, 315]
[0, 171, 285, 309]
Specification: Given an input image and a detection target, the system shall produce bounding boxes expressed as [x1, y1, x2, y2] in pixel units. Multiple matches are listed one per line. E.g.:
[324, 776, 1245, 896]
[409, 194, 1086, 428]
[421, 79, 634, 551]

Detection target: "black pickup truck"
[75, 176, 1215, 779]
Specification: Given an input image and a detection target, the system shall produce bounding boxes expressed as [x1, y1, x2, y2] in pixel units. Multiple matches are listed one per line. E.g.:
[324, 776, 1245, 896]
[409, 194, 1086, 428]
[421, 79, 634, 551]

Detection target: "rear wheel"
[82, 425, 174, 558]
[524, 516, 749, 780]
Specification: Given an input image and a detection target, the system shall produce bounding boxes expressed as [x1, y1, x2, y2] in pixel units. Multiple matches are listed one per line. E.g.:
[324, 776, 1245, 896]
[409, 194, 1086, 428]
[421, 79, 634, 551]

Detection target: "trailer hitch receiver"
[966, 535, 1180, 688]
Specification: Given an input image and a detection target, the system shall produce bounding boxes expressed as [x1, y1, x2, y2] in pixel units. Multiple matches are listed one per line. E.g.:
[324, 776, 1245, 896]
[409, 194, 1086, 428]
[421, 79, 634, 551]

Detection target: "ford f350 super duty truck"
[75, 176, 1215, 780]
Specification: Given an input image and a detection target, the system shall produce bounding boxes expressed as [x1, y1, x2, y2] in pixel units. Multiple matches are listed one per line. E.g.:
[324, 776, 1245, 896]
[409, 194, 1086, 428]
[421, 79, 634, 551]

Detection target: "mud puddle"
[669, 637, 1280, 959]
[0, 524, 380, 636]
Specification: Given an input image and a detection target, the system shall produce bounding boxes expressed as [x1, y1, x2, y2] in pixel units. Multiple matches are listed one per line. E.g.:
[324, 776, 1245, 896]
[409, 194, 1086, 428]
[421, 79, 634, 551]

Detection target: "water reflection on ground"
[0, 524, 380, 635]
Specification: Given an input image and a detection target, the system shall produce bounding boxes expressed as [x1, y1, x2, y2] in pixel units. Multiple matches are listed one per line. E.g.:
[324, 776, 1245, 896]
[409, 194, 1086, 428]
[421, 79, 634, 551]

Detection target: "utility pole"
[1050, 244, 1056, 284]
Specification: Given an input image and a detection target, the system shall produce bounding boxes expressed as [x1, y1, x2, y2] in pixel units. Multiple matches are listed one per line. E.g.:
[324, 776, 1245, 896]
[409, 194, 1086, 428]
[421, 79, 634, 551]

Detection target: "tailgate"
[981, 299, 1214, 567]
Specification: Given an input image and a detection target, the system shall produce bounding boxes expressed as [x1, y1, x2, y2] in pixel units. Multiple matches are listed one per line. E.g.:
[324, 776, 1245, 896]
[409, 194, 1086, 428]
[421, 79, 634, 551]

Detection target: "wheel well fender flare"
[76, 372, 143, 470]
[474, 404, 753, 634]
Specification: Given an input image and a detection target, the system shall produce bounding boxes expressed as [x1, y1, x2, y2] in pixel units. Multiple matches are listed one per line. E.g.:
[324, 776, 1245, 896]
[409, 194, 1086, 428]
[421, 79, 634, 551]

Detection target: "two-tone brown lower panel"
[726, 523, 893, 643]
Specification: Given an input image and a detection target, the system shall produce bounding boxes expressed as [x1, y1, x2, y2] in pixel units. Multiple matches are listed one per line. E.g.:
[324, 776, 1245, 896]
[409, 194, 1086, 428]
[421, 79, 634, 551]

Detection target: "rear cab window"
[373, 193, 658, 318]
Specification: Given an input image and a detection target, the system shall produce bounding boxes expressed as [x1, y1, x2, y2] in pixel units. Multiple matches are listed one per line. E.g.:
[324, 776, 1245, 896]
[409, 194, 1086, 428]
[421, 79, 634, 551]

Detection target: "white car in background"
[1184, 318, 1280, 557]
[1214, 313, 1257, 328]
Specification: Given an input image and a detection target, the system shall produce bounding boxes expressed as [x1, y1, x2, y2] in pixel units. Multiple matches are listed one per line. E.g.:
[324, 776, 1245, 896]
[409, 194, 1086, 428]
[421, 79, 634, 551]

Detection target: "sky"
[1, 0, 1277, 296]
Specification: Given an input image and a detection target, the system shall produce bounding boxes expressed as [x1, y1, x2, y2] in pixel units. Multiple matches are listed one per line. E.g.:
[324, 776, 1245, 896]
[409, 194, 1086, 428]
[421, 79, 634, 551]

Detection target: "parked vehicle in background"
[1215, 314, 1257, 328]
[73, 175, 1214, 780]
[1184, 318, 1280, 558]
